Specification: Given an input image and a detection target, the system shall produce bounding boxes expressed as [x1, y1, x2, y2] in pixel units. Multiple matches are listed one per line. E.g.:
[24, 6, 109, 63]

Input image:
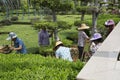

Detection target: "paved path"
[76, 22, 120, 80]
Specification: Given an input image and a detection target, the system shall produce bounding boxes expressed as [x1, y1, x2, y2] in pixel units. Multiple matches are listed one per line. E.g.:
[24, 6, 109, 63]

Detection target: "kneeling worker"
[6, 32, 27, 54]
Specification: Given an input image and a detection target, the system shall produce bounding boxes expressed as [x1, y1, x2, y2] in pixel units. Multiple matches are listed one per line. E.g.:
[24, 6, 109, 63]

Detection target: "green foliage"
[76, 6, 88, 12]
[21, 0, 29, 12]
[10, 16, 19, 21]
[0, 54, 84, 80]
[33, 21, 57, 30]
[31, 0, 73, 12]
[57, 21, 72, 29]
[66, 32, 78, 43]
[33, 21, 72, 31]
[39, 45, 54, 56]
[74, 20, 92, 27]
[62, 39, 73, 47]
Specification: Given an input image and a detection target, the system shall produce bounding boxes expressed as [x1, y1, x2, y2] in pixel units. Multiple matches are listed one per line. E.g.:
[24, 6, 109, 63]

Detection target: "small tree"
[33, 21, 72, 42]
[30, 0, 73, 22]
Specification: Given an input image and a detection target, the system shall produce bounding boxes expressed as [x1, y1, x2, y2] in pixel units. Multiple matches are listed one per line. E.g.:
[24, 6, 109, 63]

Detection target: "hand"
[10, 47, 14, 50]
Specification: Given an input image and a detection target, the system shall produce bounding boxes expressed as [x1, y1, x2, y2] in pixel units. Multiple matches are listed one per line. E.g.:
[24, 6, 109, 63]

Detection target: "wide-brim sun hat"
[6, 32, 17, 40]
[90, 33, 102, 41]
[104, 19, 115, 26]
[78, 24, 90, 30]
[55, 41, 63, 48]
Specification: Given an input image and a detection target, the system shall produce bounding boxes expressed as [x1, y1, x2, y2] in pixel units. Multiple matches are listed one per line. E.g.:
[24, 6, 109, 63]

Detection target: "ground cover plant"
[0, 53, 84, 80]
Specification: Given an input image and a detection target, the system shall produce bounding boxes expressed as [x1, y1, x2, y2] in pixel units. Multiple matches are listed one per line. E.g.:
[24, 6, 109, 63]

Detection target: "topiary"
[11, 16, 18, 21]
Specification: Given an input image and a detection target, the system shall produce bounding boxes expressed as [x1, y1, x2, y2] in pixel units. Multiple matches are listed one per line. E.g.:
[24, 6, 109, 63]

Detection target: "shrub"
[66, 32, 78, 43]
[39, 45, 54, 56]
[11, 16, 18, 21]
[62, 39, 73, 47]
[1, 19, 12, 25]
[74, 20, 92, 27]
[0, 54, 84, 80]
[30, 17, 40, 25]
[43, 15, 52, 21]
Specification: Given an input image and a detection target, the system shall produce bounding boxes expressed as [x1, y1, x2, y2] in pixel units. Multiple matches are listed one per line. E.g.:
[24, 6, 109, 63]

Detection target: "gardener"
[6, 32, 27, 54]
[53, 41, 75, 62]
[38, 26, 53, 46]
[90, 33, 103, 55]
[77, 23, 90, 61]
[104, 19, 115, 36]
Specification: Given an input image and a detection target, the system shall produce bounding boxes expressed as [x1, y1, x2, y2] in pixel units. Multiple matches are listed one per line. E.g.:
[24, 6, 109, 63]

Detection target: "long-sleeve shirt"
[14, 38, 27, 54]
[38, 30, 50, 46]
[78, 31, 89, 47]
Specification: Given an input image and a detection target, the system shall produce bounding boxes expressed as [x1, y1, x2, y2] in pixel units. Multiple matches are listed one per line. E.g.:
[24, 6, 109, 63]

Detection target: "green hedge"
[0, 54, 84, 80]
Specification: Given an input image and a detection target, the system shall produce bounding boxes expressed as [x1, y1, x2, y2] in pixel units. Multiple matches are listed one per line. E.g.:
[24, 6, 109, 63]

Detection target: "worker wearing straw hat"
[53, 41, 73, 62]
[77, 23, 90, 61]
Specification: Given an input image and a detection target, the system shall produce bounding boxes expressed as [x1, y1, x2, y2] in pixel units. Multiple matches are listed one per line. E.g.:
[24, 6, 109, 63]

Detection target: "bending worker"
[54, 41, 74, 62]
[6, 32, 27, 54]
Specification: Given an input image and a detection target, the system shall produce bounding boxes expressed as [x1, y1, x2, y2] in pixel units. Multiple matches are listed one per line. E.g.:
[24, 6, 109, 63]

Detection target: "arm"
[13, 45, 22, 51]
[49, 31, 53, 37]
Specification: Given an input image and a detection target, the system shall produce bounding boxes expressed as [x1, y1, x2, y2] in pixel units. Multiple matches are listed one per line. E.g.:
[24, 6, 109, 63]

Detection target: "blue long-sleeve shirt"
[14, 38, 27, 54]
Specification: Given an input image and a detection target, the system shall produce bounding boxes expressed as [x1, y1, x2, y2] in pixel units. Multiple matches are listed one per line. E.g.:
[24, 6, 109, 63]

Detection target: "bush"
[33, 21, 72, 31]
[66, 32, 78, 43]
[0, 19, 12, 25]
[0, 54, 84, 80]
[74, 20, 92, 27]
[30, 17, 40, 25]
[11, 16, 18, 21]
[62, 39, 73, 47]
[39, 45, 54, 56]
[43, 15, 52, 21]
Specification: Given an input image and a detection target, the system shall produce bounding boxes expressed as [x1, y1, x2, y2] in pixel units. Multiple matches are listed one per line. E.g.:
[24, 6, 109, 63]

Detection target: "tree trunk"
[91, 0, 99, 35]
[52, 10, 59, 41]
[91, 11, 99, 35]
[81, 11, 85, 21]
[52, 10, 57, 22]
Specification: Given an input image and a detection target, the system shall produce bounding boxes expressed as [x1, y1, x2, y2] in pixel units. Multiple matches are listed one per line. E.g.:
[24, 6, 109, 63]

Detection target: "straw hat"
[6, 32, 17, 40]
[90, 33, 102, 41]
[55, 41, 63, 48]
[78, 24, 90, 30]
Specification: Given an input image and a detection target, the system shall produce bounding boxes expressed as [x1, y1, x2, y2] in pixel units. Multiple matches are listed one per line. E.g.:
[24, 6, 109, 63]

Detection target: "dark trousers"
[78, 46, 84, 61]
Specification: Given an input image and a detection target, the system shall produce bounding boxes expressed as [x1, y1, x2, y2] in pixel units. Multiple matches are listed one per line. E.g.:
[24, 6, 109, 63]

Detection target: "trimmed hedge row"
[0, 53, 84, 80]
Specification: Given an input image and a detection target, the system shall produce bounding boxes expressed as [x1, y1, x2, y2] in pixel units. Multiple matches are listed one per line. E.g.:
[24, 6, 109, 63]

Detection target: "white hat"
[90, 33, 102, 41]
[78, 24, 90, 30]
[6, 32, 17, 40]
